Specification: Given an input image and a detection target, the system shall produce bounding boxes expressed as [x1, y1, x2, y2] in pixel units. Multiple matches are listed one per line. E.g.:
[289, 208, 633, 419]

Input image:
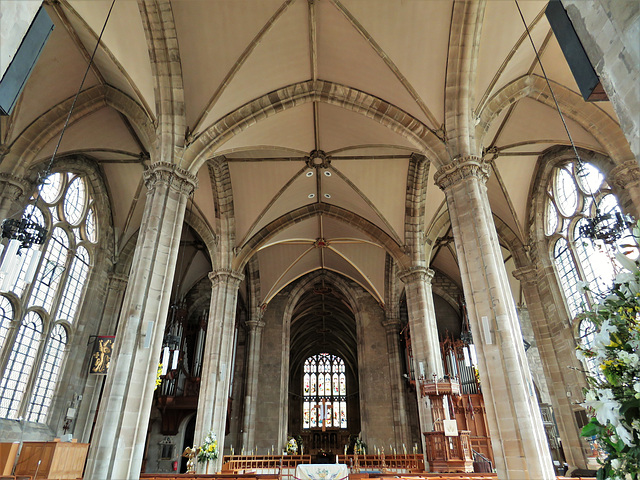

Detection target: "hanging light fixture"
[515, 0, 635, 246]
[0, 0, 117, 288]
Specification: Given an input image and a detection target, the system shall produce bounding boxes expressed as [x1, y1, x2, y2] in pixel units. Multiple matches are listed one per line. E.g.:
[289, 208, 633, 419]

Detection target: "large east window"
[0, 171, 97, 422]
[303, 353, 347, 429]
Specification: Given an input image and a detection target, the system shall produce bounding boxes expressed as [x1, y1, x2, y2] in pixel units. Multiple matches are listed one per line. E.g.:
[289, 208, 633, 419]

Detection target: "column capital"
[245, 319, 266, 332]
[143, 161, 198, 196]
[0, 173, 30, 201]
[512, 265, 538, 285]
[398, 266, 434, 285]
[609, 159, 640, 190]
[434, 155, 491, 191]
[108, 273, 129, 291]
[381, 317, 401, 334]
[208, 269, 244, 288]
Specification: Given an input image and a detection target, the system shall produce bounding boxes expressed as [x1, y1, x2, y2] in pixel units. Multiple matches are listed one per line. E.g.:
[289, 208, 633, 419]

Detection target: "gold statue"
[182, 446, 199, 474]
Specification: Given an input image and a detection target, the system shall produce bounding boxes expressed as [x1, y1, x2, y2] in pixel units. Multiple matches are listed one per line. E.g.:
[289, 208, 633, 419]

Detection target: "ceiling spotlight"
[308, 193, 315, 199]
[324, 171, 331, 177]
[306, 171, 314, 177]
[324, 193, 331, 199]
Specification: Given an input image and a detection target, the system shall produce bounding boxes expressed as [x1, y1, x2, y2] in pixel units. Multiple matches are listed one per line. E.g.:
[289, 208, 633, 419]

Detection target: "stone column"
[241, 314, 265, 450]
[435, 156, 555, 479]
[382, 316, 411, 446]
[194, 269, 244, 473]
[609, 159, 640, 219]
[398, 267, 443, 460]
[84, 162, 197, 480]
[77, 273, 128, 443]
[513, 265, 589, 471]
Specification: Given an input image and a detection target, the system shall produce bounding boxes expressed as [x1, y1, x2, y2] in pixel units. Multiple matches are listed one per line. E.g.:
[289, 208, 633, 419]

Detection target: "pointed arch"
[182, 80, 448, 174]
[233, 203, 410, 272]
[2, 86, 155, 176]
[208, 157, 235, 268]
[404, 153, 430, 264]
[476, 75, 634, 163]
[137, 0, 185, 160]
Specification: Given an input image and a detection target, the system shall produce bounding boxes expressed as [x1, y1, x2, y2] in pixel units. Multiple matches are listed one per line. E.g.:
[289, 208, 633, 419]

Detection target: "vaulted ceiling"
[0, 0, 627, 311]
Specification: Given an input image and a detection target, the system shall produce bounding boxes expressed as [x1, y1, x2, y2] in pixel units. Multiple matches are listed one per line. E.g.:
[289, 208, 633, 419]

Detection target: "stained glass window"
[302, 353, 347, 428]
[0, 171, 97, 423]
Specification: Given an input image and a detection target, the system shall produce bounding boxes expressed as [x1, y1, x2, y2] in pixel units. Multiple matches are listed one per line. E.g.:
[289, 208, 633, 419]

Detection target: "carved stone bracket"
[512, 265, 538, 285]
[0, 173, 31, 201]
[609, 159, 640, 190]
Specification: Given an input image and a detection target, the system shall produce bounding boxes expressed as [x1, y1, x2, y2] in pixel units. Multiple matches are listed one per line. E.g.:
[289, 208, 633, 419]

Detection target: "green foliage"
[576, 250, 640, 480]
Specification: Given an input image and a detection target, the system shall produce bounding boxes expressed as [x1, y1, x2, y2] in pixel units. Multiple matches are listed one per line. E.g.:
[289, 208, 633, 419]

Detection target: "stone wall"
[355, 291, 396, 448]
[254, 291, 287, 450]
[562, 0, 640, 160]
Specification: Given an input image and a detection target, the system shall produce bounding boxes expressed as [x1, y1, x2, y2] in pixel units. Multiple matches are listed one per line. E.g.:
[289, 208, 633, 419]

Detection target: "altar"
[295, 463, 349, 480]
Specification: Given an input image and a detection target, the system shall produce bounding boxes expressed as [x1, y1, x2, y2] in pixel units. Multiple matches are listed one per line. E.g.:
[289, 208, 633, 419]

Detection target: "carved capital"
[398, 266, 434, 285]
[208, 269, 244, 288]
[143, 161, 198, 196]
[0, 173, 30, 201]
[512, 265, 538, 285]
[609, 160, 640, 190]
[434, 155, 491, 191]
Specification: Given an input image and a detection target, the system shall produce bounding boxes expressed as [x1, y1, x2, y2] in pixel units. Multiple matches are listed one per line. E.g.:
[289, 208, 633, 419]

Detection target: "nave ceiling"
[0, 0, 629, 313]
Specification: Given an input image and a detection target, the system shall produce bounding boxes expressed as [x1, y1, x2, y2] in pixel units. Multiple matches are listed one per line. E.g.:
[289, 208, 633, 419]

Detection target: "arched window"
[0, 312, 42, 418]
[27, 324, 68, 422]
[0, 171, 97, 422]
[303, 353, 346, 429]
[545, 160, 623, 318]
[544, 159, 630, 373]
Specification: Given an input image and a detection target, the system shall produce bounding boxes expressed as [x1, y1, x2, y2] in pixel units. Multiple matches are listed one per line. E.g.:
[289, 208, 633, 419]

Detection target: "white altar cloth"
[295, 464, 349, 480]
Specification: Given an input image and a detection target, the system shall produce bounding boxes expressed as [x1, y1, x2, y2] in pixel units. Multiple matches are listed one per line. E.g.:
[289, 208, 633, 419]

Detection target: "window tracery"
[544, 158, 631, 372]
[303, 353, 347, 429]
[0, 171, 97, 422]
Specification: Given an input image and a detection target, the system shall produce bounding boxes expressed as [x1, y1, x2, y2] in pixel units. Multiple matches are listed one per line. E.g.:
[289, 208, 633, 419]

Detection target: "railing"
[221, 454, 424, 480]
[471, 449, 492, 473]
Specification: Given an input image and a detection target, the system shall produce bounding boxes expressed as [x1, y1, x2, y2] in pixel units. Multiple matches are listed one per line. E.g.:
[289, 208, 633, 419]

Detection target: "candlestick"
[344, 445, 347, 455]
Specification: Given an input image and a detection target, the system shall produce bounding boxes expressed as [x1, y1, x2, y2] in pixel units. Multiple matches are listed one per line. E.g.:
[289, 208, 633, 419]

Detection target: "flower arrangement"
[197, 431, 219, 463]
[286, 437, 298, 454]
[354, 436, 367, 455]
[155, 363, 163, 390]
[576, 252, 640, 480]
